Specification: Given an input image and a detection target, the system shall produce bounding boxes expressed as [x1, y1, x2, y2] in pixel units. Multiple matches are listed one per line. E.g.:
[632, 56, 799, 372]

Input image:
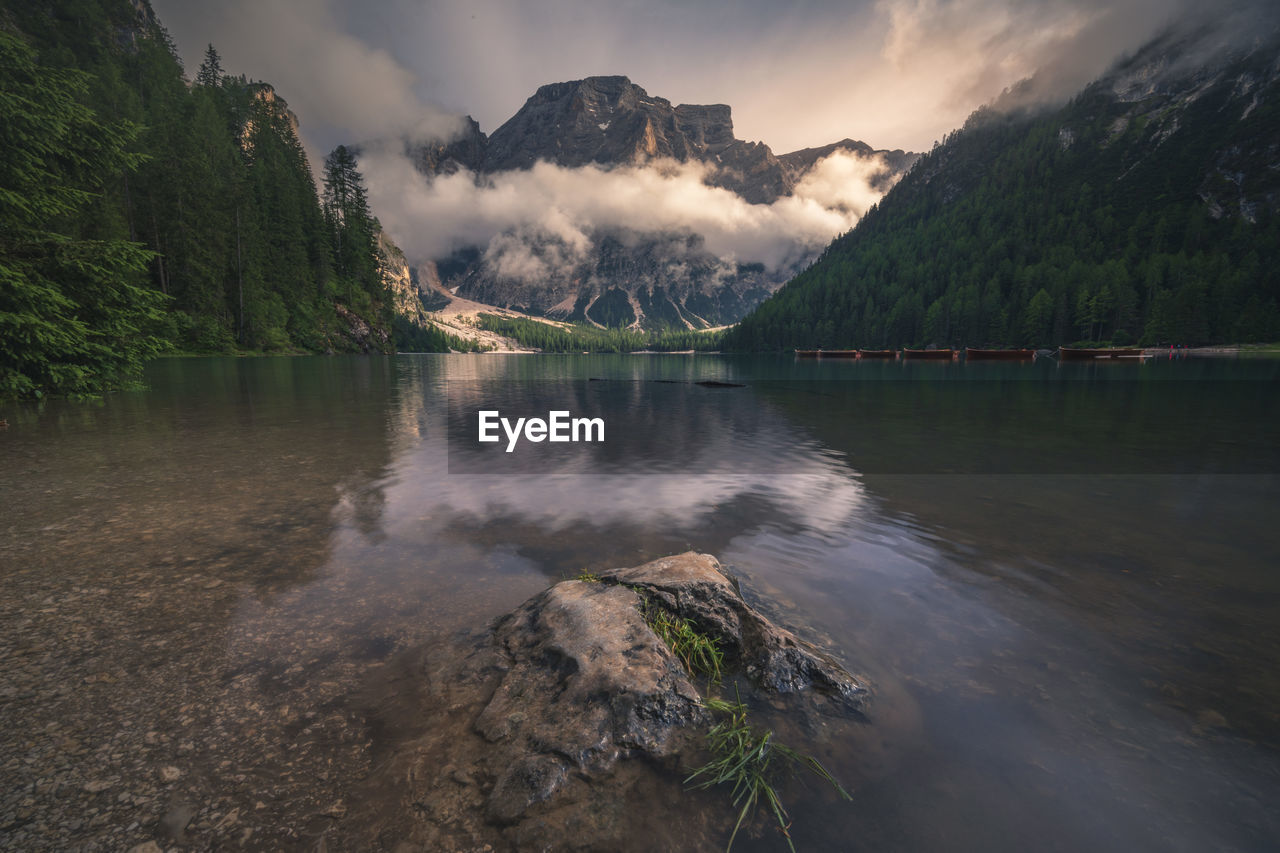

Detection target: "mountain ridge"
[410, 75, 915, 204]
[395, 75, 917, 330]
[725, 23, 1280, 350]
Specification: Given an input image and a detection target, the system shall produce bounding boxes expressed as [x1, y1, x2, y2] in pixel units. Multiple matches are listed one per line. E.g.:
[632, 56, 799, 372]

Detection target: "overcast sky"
[151, 0, 1212, 157]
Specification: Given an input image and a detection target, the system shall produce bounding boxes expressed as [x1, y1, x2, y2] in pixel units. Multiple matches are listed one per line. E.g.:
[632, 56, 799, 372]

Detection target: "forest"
[0, 0, 454, 399]
[725, 41, 1280, 352]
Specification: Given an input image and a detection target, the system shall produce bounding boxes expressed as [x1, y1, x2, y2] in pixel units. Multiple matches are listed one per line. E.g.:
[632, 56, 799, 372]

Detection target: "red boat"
[1058, 347, 1145, 360]
[965, 348, 1035, 361]
[857, 349, 897, 359]
[902, 348, 956, 360]
[820, 350, 860, 358]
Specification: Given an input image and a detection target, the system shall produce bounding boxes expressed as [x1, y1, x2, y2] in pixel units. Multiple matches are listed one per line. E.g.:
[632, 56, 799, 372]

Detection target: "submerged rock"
[352, 553, 871, 851]
[477, 553, 869, 828]
[478, 576, 709, 824]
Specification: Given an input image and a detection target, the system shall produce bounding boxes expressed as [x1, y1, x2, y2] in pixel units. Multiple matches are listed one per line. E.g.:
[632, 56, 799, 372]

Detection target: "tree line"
[725, 45, 1280, 352]
[1, 0, 449, 399]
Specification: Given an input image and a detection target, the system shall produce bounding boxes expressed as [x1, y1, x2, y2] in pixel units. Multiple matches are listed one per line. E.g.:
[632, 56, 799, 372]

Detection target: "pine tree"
[322, 145, 382, 311]
[195, 43, 223, 89]
[0, 30, 168, 397]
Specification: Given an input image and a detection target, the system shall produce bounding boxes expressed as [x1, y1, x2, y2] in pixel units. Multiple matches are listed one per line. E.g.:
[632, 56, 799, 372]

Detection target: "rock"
[474, 552, 867, 825]
[83, 780, 111, 793]
[485, 754, 570, 825]
[158, 766, 181, 783]
[358, 552, 869, 851]
[478, 578, 707, 823]
[405, 115, 487, 176]
[600, 553, 869, 709]
[160, 802, 195, 839]
[126, 843, 163, 853]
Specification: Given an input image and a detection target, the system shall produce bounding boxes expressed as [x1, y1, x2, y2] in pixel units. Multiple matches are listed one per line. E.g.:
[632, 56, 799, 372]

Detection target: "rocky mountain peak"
[391, 76, 920, 330]
[416, 74, 914, 206]
[407, 114, 487, 175]
[528, 75, 652, 110]
[673, 103, 735, 150]
[485, 75, 719, 173]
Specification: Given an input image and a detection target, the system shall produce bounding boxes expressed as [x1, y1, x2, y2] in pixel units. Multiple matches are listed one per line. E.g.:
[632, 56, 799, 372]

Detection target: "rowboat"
[1058, 347, 1145, 360]
[857, 349, 897, 359]
[795, 349, 820, 358]
[965, 348, 1035, 360]
[820, 350, 860, 358]
[902, 348, 956, 360]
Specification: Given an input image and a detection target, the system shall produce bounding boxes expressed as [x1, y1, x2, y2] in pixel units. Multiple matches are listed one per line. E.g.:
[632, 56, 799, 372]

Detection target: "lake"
[1, 354, 1277, 851]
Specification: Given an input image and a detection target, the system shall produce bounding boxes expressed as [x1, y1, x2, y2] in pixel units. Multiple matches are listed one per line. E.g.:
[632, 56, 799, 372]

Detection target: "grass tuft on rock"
[645, 608, 724, 685]
[687, 696, 850, 853]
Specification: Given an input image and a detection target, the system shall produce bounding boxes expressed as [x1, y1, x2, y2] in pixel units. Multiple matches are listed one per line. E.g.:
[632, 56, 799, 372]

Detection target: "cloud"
[874, 0, 1189, 106]
[364, 0, 1225, 152]
[155, 0, 1271, 159]
[153, 0, 464, 158]
[764, 0, 1193, 149]
[866, 0, 1280, 127]
[359, 147, 896, 277]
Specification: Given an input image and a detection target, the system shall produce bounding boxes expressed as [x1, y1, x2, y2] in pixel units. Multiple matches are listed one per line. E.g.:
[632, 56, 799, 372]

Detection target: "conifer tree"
[322, 145, 382, 309]
[195, 43, 223, 88]
[0, 30, 168, 397]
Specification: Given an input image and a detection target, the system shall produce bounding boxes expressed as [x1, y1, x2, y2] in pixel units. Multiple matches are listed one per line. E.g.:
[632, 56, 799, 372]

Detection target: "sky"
[152, 0, 1209, 156]
[148, 0, 1246, 272]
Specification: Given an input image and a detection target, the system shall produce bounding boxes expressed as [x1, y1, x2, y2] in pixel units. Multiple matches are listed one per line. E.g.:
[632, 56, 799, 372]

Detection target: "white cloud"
[360, 147, 896, 277]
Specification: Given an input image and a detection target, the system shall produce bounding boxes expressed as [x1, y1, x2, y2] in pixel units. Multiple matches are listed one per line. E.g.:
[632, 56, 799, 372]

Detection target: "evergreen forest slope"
[725, 27, 1280, 351]
[0, 0, 461, 399]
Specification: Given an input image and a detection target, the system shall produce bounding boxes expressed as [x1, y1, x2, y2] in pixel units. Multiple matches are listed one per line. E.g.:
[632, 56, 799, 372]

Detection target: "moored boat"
[856, 349, 897, 359]
[1058, 347, 1145, 360]
[902, 348, 956, 360]
[965, 348, 1035, 361]
[795, 349, 820, 358]
[820, 349, 860, 358]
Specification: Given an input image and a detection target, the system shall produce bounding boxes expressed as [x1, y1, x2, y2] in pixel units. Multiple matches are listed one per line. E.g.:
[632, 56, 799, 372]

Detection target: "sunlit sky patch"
[153, 0, 1209, 155]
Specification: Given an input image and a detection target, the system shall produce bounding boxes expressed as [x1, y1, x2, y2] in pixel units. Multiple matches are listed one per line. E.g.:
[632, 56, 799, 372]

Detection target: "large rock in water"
[480, 554, 869, 825]
[350, 553, 870, 851]
[477, 579, 708, 823]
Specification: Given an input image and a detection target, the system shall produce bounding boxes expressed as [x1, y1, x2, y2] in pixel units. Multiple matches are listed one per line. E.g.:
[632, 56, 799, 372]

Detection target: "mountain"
[481, 76, 810, 204]
[400, 76, 917, 329]
[410, 76, 915, 205]
[725, 25, 1280, 351]
[777, 139, 918, 192]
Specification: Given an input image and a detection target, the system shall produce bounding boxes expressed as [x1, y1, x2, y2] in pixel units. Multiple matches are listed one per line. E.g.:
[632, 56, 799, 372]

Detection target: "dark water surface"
[1, 354, 1277, 851]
